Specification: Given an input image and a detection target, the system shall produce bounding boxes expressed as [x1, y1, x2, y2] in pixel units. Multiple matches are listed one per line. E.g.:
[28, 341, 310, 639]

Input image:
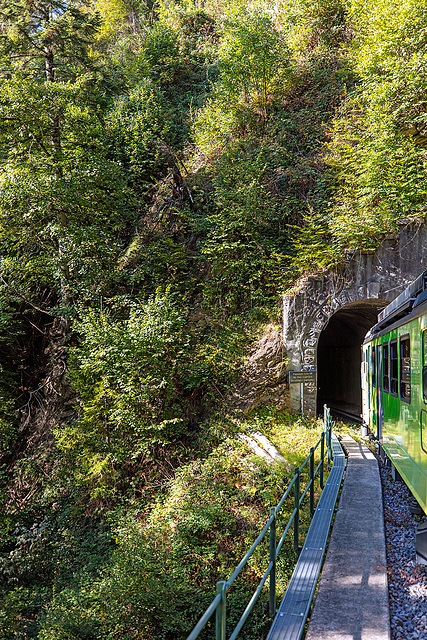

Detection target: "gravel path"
[379, 461, 427, 640]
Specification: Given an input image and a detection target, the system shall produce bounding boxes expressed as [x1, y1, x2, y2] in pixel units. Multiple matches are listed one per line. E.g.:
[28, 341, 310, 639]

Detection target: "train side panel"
[364, 314, 427, 513]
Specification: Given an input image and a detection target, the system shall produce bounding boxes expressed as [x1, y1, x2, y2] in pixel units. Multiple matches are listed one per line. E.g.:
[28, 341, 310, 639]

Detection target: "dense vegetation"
[0, 0, 425, 637]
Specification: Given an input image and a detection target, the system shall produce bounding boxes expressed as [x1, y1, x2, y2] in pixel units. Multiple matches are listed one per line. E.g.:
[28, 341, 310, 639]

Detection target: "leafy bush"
[58, 292, 211, 496]
[106, 79, 170, 187]
[36, 409, 325, 640]
[201, 139, 290, 311]
[192, 5, 291, 153]
[323, 0, 427, 251]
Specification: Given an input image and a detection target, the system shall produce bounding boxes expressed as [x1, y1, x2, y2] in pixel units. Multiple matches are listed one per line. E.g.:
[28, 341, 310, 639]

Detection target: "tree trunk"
[45, 21, 70, 316]
[45, 45, 55, 82]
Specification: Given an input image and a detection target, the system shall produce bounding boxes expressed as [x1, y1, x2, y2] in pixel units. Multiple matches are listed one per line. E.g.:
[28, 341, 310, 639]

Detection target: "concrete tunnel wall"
[283, 221, 427, 416]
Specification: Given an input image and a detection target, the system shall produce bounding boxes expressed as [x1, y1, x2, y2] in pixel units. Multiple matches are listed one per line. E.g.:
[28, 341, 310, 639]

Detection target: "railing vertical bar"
[326, 408, 332, 470]
[216, 581, 226, 640]
[187, 594, 222, 640]
[294, 467, 300, 555]
[320, 431, 325, 489]
[269, 506, 277, 617]
[310, 447, 315, 516]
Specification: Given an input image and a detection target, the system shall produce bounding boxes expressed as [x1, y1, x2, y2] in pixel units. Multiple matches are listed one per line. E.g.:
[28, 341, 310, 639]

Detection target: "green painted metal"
[228, 563, 273, 640]
[269, 507, 277, 617]
[363, 308, 427, 514]
[266, 434, 345, 640]
[216, 581, 227, 640]
[320, 432, 325, 489]
[186, 408, 334, 640]
[293, 467, 300, 555]
[310, 448, 315, 515]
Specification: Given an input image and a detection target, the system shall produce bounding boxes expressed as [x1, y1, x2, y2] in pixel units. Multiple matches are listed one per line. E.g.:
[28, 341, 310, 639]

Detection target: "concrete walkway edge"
[305, 435, 390, 640]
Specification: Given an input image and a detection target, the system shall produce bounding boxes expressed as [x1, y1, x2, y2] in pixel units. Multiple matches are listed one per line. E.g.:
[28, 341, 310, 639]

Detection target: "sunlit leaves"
[325, 0, 427, 251]
[192, 5, 290, 153]
[106, 78, 170, 186]
[0, 0, 101, 81]
[0, 76, 134, 304]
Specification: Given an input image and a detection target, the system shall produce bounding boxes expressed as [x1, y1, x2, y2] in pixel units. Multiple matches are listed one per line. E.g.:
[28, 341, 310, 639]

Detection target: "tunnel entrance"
[316, 300, 387, 418]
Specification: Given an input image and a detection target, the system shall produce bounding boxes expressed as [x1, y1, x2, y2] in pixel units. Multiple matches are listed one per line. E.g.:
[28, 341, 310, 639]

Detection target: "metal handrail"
[186, 406, 334, 640]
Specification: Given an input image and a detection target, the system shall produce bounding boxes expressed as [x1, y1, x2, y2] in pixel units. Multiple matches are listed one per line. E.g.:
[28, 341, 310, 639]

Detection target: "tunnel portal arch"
[316, 300, 386, 417]
[283, 221, 427, 415]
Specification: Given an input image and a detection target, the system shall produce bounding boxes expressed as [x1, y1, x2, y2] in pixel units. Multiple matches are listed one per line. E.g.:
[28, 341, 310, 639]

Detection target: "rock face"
[228, 324, 290, 414]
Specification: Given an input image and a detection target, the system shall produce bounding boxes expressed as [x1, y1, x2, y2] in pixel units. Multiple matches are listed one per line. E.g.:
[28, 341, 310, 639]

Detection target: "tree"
[0, 2, 134, 313]
[0, 1, 100, 82]
[324, 0, 427, 251]
[192, 5, 291, 153]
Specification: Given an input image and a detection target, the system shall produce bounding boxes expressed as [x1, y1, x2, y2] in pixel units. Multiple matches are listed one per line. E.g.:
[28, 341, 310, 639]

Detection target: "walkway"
[266, 434, 345, 640]
[305, 435, 390, 640]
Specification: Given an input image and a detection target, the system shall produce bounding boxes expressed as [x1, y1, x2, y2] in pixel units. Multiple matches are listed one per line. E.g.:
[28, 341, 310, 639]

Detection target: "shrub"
[57, 292, 210, 496]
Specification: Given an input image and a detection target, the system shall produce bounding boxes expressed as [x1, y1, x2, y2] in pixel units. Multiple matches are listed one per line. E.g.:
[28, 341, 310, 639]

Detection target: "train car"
[362, 270, 427, 519]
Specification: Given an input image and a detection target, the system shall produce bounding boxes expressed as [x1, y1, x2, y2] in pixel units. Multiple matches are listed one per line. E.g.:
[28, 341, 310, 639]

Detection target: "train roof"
[364, 269, 427, 342]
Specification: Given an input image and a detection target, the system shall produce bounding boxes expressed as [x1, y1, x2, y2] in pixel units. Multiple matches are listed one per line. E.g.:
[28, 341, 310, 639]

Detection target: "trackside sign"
[288, 370, 317, 384]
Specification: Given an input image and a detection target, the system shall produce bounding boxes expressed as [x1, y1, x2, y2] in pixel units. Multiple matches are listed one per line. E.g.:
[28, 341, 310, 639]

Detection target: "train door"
[376, 345, 383, 440]
[421, 331, 427, 453]
[361, 345, 369, 424]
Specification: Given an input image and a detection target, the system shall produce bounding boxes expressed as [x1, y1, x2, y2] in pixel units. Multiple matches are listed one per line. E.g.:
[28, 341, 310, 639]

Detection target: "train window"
[400, 336, 411, 403]
[390, 340, 398, 396]
[372, 346, 376, 387]
[382, 343, 389, 392]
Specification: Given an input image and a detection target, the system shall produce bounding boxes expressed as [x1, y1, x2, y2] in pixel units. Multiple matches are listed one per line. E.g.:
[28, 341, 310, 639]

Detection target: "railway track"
[329, 407, 363, 424]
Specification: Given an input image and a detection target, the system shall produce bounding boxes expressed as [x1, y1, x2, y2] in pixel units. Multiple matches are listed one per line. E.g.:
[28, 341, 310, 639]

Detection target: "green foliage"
[0, 75, 134, 306]
[290, 207, 340, 274]
[94, 0, 129, 42]
[106, 79, 170, 187]
[35, 410, 315, 639]
[281, 0, 350, 53]
[142, 22, 182, 84]
[59, 292, 210, 495]
[0, 2, 137, 311]
[323, 0, 427, 251]
[0, 498, 114, 640]
[2, 0, 415, 638]
[201, 139, 290, 311]
[0, 294, 22, 454]
[192, 4, 291, 153]
[0, 0, 101, 82]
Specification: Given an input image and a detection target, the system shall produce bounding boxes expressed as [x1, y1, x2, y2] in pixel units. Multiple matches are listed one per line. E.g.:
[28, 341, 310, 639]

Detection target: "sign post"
[288, 370, 317, 414]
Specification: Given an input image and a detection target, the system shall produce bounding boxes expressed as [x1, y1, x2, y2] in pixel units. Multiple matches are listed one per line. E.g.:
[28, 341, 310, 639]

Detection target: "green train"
[362, 271, 427, 519]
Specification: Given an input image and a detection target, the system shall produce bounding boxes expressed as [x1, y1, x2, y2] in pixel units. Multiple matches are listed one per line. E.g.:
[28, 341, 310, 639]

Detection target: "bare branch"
[0, 276, 55, 316]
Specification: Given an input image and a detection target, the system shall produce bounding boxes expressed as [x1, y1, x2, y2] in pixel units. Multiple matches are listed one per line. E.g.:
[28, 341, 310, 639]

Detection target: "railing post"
[320, 431, 325, 489]
[310, 447, 315, 515]
[269, 506, 277, 617]
[327, 413, 332, 470]
[216, 581, 227, 640]
[294, 467, 300, 555]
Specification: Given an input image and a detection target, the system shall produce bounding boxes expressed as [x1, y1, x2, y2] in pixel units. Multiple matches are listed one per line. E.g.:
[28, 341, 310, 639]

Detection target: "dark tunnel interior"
[316, 300, 387, 417]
